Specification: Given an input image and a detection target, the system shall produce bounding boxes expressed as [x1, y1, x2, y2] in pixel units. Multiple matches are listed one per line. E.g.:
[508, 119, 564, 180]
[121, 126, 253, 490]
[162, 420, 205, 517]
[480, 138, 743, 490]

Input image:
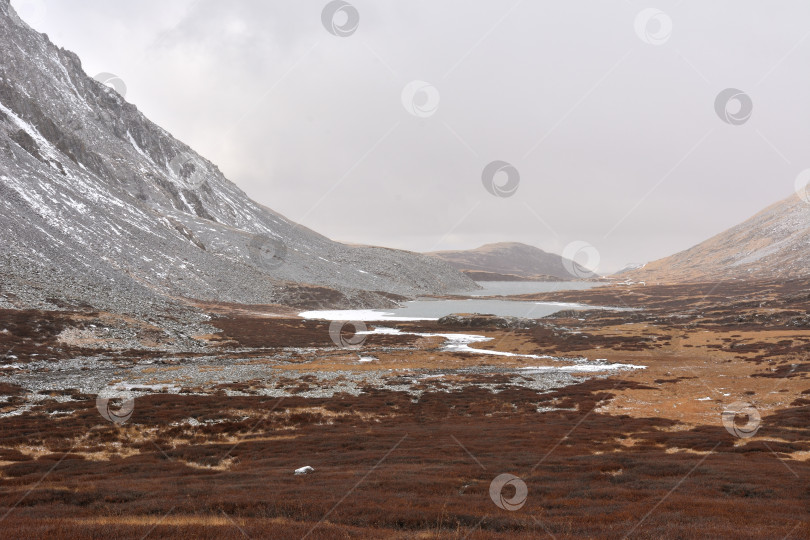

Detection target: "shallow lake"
[300, 281, 624, 321]
[459, 280, 603, 297]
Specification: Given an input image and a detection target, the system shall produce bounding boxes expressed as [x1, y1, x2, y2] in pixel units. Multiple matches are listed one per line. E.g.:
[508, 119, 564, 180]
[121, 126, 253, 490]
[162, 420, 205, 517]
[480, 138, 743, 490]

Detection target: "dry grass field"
[0, 280, 808, 538]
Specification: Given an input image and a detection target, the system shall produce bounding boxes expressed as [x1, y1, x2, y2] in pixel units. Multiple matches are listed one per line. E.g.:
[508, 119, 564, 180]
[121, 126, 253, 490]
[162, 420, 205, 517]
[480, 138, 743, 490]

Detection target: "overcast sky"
[13, 0, 810, 272]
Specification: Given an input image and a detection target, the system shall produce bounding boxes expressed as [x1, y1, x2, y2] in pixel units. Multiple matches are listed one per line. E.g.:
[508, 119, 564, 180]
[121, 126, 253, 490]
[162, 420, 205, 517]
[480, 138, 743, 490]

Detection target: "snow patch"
[360, 327, 645, 371]
[299, 309, 435, 322]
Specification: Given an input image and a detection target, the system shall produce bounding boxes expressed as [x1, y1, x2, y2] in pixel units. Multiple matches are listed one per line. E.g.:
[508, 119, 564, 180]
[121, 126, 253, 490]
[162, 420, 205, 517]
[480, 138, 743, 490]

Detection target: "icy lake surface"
[459, 280, 603, 297]
[300, 281, 625, 321]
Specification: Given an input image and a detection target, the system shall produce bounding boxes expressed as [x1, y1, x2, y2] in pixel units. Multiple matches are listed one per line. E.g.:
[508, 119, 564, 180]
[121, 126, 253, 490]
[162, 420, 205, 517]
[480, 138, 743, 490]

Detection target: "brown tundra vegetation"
[0, 279, 808, 539]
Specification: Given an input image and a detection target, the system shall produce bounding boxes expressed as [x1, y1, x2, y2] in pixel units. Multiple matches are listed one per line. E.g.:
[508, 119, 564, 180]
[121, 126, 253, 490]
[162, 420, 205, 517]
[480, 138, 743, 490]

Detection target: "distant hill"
[426, 242, 581, 281]
[624, 192, 810, 283]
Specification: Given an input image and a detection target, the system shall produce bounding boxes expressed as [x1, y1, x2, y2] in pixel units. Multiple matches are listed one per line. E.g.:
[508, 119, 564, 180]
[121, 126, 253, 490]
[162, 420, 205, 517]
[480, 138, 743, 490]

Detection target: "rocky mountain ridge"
[0, 0, 476, 321]
[624, 192, 810, 283]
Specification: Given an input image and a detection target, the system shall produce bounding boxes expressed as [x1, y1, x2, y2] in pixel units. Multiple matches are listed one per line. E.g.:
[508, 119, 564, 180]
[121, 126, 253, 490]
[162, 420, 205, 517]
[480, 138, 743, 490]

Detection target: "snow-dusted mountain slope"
[625, 192, 810, 283]
[0, 0, 475, 317]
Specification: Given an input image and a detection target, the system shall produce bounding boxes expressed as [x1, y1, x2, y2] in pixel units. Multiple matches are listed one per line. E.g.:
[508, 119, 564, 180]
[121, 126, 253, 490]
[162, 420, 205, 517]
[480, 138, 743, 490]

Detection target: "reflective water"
[300, 281, 622, 321]
[459, 281, 603, 297]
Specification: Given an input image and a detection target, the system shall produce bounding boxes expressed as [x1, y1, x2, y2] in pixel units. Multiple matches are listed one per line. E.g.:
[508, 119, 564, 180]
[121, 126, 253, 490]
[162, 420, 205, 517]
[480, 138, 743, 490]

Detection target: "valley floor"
[0, 279, 808, 539]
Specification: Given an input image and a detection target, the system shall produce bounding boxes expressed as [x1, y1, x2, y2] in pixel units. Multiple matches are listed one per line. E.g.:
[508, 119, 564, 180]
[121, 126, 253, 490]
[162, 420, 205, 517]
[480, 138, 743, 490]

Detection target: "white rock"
[294, 466, 315, 475]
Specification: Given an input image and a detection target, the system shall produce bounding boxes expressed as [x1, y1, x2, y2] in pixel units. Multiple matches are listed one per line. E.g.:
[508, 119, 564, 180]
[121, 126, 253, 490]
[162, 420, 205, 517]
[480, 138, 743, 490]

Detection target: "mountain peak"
[2, 0, 30, 28]
[474, 242, 553, 254]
